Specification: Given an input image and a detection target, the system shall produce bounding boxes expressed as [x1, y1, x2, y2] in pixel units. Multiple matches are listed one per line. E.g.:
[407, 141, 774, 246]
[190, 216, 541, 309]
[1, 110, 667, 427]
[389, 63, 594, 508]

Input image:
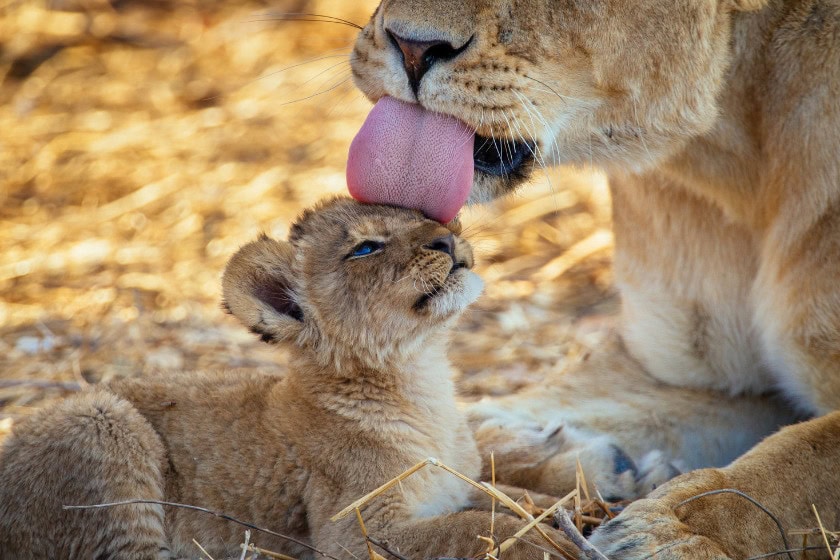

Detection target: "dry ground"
[0, 0, 615, 439]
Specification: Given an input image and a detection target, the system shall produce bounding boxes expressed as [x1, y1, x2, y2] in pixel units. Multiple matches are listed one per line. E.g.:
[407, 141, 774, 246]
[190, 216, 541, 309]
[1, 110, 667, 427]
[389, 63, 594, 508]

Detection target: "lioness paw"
[474, 421, 566, 471]
[590, 499, 731, 560]
[551, 434, 640, 500]
[542, 439, 683, 500]
[635, 450, 684, 495]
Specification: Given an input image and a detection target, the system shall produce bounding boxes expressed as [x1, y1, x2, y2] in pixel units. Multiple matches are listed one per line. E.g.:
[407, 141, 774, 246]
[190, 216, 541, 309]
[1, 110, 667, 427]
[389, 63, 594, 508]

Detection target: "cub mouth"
[473, 133, 534, 177]
[413, 260, 471, 312]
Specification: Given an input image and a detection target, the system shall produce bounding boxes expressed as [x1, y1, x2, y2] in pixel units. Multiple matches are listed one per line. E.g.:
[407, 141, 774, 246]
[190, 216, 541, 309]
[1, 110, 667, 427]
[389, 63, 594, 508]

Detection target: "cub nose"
[424, 233, 456, 260]
[385, 29, 470, 96]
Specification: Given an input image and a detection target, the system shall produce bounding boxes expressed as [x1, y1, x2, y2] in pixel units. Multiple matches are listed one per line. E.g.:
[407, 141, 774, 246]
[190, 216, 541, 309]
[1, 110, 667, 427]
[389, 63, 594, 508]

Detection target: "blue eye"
[348, 240, 384, 259]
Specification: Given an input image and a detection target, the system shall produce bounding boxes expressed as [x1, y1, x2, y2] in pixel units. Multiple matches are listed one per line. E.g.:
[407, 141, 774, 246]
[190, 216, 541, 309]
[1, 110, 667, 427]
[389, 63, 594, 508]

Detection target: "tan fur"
[351, 0, 840, 554]
[590, 413, 840, 560]
[0, 198, 575, 560]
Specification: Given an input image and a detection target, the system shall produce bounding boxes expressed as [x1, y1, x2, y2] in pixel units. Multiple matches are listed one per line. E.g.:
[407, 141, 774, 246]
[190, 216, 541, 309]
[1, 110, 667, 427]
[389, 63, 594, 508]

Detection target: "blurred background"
[0, 0, 616, 435]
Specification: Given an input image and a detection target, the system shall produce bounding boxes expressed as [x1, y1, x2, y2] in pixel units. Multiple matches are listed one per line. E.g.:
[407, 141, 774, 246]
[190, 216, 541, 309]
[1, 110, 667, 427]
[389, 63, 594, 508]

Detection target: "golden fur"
[0, 199, 575, 560]
[351, 0, 840, 555]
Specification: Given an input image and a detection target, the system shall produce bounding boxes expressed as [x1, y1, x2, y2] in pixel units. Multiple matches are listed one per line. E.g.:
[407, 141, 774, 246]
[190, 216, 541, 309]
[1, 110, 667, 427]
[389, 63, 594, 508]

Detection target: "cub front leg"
[311, 484, 577, 560]
[590, 412, 840, 560]
[318, 507, 577, 560]
[385, 509, 578, 560]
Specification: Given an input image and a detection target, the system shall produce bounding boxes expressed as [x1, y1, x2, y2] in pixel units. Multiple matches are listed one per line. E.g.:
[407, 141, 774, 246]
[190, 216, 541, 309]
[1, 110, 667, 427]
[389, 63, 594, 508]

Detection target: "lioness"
[0, 198, 575, 560]
[347, 0, 840, 557]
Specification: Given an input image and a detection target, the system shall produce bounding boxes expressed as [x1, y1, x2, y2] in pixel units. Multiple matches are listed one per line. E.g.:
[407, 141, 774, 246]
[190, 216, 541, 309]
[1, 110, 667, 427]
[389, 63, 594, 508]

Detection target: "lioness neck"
[656, 4, 788, 228]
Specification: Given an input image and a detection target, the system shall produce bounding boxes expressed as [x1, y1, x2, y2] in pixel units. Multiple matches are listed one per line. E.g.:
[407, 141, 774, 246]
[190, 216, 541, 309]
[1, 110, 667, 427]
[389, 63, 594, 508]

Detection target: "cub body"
[0, 199, 570, 560]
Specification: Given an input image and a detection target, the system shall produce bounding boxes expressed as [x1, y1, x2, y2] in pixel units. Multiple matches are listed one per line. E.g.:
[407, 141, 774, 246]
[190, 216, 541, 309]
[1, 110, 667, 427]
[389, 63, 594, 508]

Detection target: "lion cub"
[0, 198, 572, 560]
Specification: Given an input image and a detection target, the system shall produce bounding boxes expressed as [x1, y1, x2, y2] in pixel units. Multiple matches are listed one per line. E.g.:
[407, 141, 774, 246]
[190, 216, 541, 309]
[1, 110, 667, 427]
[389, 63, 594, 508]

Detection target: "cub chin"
[0, 197, 573, 560]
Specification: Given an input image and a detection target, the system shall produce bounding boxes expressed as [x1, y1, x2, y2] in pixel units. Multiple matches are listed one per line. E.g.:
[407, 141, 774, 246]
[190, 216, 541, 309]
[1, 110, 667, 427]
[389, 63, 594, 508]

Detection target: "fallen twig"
[811, 504, 838, 560]
[193, 538, 217, 560]
[495, 492, 577, 560]
[242, 543, 300, 560]
[367, 537, 411, 560]
[746, 546, 829, 560]
[333, 457, 574, 560]
[239, 530, 251, 560]
[554, 509, 610, 560]
[63, 499, 340, 560]
[674, 489, 793, 560]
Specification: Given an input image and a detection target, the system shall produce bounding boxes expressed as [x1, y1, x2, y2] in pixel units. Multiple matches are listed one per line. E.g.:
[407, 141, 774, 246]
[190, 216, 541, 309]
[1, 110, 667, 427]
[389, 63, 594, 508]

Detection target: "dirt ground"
[0, 0, 616, 439]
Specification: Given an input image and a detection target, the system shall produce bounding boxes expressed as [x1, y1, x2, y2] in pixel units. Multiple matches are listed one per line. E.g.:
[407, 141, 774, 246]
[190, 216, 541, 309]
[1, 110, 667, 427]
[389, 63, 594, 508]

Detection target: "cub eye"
[347, 240, 384, 259]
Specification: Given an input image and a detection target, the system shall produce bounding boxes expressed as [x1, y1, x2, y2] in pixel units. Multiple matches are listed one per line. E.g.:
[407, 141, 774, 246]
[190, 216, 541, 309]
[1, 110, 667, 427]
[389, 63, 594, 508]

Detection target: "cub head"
[222, 197, 482, 367]
[351, 0, 768, 201]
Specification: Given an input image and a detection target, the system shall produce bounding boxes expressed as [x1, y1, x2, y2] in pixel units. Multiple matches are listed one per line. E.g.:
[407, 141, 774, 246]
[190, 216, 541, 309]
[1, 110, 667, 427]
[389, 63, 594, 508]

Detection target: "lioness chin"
[0, 198, 575, 560]
[348, 0, 840, 557]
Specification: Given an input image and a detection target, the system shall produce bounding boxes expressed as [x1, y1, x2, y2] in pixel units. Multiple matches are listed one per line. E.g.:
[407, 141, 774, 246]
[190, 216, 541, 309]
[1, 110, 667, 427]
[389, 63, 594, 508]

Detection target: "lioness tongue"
[347, 96, 474, 223]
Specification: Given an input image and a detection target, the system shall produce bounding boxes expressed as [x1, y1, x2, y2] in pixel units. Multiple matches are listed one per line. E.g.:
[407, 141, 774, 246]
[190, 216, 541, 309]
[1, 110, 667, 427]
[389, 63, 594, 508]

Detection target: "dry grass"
[67, 458, 621, 559]
[0, 0, 614, 433]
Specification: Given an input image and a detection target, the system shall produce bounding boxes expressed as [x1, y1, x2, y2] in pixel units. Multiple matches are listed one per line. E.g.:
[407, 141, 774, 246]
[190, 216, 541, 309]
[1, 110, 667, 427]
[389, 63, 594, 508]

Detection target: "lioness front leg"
[590, 412, 840, 560]
[469, 337, 797, 500]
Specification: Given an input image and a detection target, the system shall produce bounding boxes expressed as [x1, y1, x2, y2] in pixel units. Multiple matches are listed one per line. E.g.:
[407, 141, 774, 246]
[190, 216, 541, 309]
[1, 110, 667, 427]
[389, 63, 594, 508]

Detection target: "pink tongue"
[347, 96, 474, 223]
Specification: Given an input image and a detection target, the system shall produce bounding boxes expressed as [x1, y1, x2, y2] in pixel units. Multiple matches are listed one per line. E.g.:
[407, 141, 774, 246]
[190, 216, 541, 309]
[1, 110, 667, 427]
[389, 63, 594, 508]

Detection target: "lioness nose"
[424, 233, 456, 260]
[386, 30, 469, 96]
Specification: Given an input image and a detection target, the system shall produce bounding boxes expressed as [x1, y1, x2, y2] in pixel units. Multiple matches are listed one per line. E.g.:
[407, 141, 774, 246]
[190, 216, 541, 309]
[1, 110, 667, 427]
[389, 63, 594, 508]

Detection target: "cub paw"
[590, 498, 732, 560]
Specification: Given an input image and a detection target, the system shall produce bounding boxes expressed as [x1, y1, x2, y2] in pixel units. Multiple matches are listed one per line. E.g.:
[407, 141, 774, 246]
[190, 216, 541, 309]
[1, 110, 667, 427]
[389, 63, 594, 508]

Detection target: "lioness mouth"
[473, 134, 534, 177]
[347, 96, 535, 223]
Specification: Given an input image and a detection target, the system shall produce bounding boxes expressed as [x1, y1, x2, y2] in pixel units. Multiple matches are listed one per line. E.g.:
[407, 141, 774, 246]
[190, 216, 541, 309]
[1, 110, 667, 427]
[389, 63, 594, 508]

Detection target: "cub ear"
[730, 0, 768, 11]
[222, 234, 305, 344]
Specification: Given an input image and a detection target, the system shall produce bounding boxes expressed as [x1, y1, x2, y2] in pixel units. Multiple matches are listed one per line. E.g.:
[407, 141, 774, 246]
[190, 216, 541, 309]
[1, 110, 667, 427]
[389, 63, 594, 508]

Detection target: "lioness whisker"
[276, 77, 352, 108]
[246, 12, 363, 30]
[522, 76, 585, 104]
[298, 59, 353, 91]
[506, 107, 559, 204]
[254, 49, 353, 83]
[486, 112, 506, 169]
[513, 90, 561, 168]
[325, 89, 366, 120]
[499, 110, 519, 164]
